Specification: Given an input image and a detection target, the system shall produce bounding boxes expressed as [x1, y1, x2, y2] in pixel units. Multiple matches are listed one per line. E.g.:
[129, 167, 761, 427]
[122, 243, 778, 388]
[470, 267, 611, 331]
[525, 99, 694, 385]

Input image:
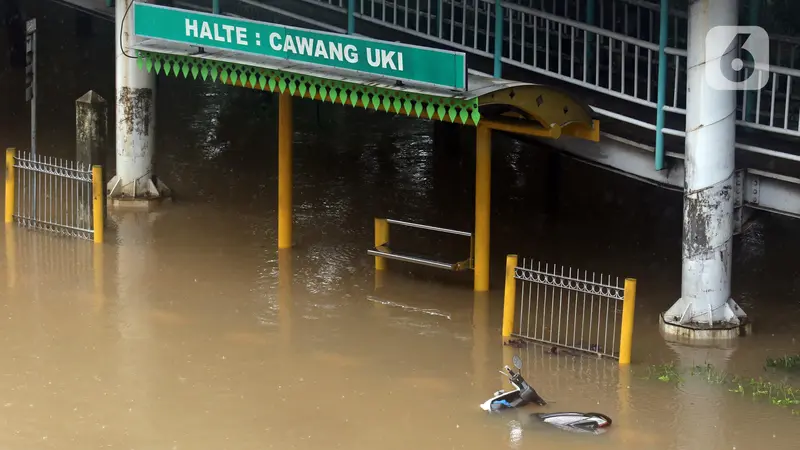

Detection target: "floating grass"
[766, 355, 800, 371]
[639, 361, 800, 417]
[642, 362, 682, 383]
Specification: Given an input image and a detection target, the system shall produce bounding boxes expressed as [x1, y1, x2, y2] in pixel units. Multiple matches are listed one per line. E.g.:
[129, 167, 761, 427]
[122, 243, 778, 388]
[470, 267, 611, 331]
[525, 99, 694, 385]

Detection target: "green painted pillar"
[434, 0, 443, 37]
[493, 0, 504, 77]
[347, 0, 355, 34]
[586, 0, 596, 82]
[655, 0, 669, 171]
[213, 0, 220, 14]
[106, 0, 114, 7]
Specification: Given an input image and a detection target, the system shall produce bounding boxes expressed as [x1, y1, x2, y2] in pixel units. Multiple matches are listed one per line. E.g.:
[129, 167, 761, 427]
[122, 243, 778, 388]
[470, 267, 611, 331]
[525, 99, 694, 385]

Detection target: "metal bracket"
[750, 173, 760, 205]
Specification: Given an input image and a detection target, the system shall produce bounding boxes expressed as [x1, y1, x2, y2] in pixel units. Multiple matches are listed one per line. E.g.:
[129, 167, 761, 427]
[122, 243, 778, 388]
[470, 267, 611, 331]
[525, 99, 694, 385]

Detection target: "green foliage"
[640, 361, 800, 417]
[765, 355, 800, 371]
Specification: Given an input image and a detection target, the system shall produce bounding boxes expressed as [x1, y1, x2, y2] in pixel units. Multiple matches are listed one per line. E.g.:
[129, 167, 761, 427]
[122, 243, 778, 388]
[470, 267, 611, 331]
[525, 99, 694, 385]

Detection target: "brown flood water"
[1, 1, 800, 448]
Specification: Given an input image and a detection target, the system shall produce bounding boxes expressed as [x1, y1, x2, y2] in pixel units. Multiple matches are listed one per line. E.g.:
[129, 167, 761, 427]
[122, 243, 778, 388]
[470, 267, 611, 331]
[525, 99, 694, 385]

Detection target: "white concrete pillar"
[108, 0, 169, 201]
[662, 0, 747, 332]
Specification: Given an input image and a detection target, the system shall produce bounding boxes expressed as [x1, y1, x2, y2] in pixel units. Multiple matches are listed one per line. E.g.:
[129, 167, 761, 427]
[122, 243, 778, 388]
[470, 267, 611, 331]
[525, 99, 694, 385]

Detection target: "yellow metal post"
[5, 148, 15, 223]
[278, 92, 293, 249]
[502, 254, 518, 337]
[474, 125, 491, 292]
[374, 217, 389, 270]
[619, 278, 637, 365]
[92, 166, 104, 244]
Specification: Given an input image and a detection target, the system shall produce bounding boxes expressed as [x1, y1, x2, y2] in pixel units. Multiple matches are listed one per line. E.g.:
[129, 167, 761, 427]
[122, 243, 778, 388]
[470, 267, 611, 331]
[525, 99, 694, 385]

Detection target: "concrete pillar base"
[107, 175, 171, 210]
[659, 308, 751, 342]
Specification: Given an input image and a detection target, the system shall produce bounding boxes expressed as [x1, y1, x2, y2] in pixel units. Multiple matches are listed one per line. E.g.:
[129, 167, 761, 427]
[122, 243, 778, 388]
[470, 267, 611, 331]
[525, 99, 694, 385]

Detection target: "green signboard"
[133, 3, 467, 91]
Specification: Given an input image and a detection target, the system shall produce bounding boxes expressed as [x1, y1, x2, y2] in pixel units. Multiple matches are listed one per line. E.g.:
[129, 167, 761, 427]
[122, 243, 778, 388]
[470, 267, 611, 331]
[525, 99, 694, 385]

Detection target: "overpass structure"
[39, 0, 800, 340]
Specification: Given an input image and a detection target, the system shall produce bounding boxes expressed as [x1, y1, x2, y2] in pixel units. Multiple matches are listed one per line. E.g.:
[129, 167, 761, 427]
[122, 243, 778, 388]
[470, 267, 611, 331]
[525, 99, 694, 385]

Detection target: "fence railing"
[4, 148, 105, 243]
[501, 254, 636, 363]
[291, 0, 800, 161]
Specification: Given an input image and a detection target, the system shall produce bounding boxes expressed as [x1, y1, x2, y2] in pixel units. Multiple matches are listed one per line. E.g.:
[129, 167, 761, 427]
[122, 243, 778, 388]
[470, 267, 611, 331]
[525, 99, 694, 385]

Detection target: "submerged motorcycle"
[480, 355, 612, 434]
[479, 355, 547, 411]
[534, 412, 612, 434]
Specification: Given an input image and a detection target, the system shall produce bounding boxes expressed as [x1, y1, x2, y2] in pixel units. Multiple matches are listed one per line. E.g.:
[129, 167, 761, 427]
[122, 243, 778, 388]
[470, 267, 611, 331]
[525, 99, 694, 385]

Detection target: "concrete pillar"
[661, 0, 748, 338]
[76, 90, 107, 229]
[108, 0, 170, 204]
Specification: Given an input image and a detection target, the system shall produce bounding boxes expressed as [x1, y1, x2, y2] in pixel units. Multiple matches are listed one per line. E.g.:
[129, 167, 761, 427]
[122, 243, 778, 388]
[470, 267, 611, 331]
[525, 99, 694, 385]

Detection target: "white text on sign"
[184, 19, 405, 72]
[185, 19, 248, 46]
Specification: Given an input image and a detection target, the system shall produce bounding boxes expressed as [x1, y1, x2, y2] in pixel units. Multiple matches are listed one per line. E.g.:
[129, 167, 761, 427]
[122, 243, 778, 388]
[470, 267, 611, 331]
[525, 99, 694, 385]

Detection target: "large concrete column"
[108, 0, 170, 204]
[661, 0, 748, 338]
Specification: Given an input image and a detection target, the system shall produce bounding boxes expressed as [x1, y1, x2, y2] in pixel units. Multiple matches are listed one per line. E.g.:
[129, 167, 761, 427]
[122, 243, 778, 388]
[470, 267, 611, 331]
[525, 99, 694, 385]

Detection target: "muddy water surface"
[1, 1, 800, 449]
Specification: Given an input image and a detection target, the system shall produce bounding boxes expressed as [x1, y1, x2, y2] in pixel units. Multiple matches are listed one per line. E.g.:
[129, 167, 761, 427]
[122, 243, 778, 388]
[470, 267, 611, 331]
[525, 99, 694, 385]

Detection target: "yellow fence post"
[502, 254, 518, 338]
[5, 148, 15, 223]
[374, 218, 389, 271]
[619, 278, 637, 365]
[92, 166, 104, 244]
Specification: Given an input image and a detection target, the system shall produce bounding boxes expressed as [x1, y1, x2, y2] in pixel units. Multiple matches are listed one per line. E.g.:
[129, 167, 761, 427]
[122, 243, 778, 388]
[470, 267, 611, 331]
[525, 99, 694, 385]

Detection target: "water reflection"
[111, 211, 158, 440]
[472, 291, 490, 393]
[664, 339, 736, 450]
[278, 248, 293, 348]
[4, 224, 16, 288]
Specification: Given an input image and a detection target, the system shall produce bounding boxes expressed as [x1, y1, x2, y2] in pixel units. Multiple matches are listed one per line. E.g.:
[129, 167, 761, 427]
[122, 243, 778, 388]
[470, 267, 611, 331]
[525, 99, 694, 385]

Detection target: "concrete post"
[76, 90, 107, 229]
[108, 0, 170, 205]
[661, 0, 748, 338]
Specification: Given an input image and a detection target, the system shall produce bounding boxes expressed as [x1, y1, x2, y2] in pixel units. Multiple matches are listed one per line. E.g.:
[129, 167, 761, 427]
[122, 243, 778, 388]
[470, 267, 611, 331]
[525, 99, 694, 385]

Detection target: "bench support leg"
[374, 218, 389, 270]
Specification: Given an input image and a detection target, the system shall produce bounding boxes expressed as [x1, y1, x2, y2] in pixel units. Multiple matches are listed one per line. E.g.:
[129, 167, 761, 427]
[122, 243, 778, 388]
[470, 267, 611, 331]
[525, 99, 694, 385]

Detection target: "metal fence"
[4, 148, 104, 242]
[502, 255, 636, 362]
